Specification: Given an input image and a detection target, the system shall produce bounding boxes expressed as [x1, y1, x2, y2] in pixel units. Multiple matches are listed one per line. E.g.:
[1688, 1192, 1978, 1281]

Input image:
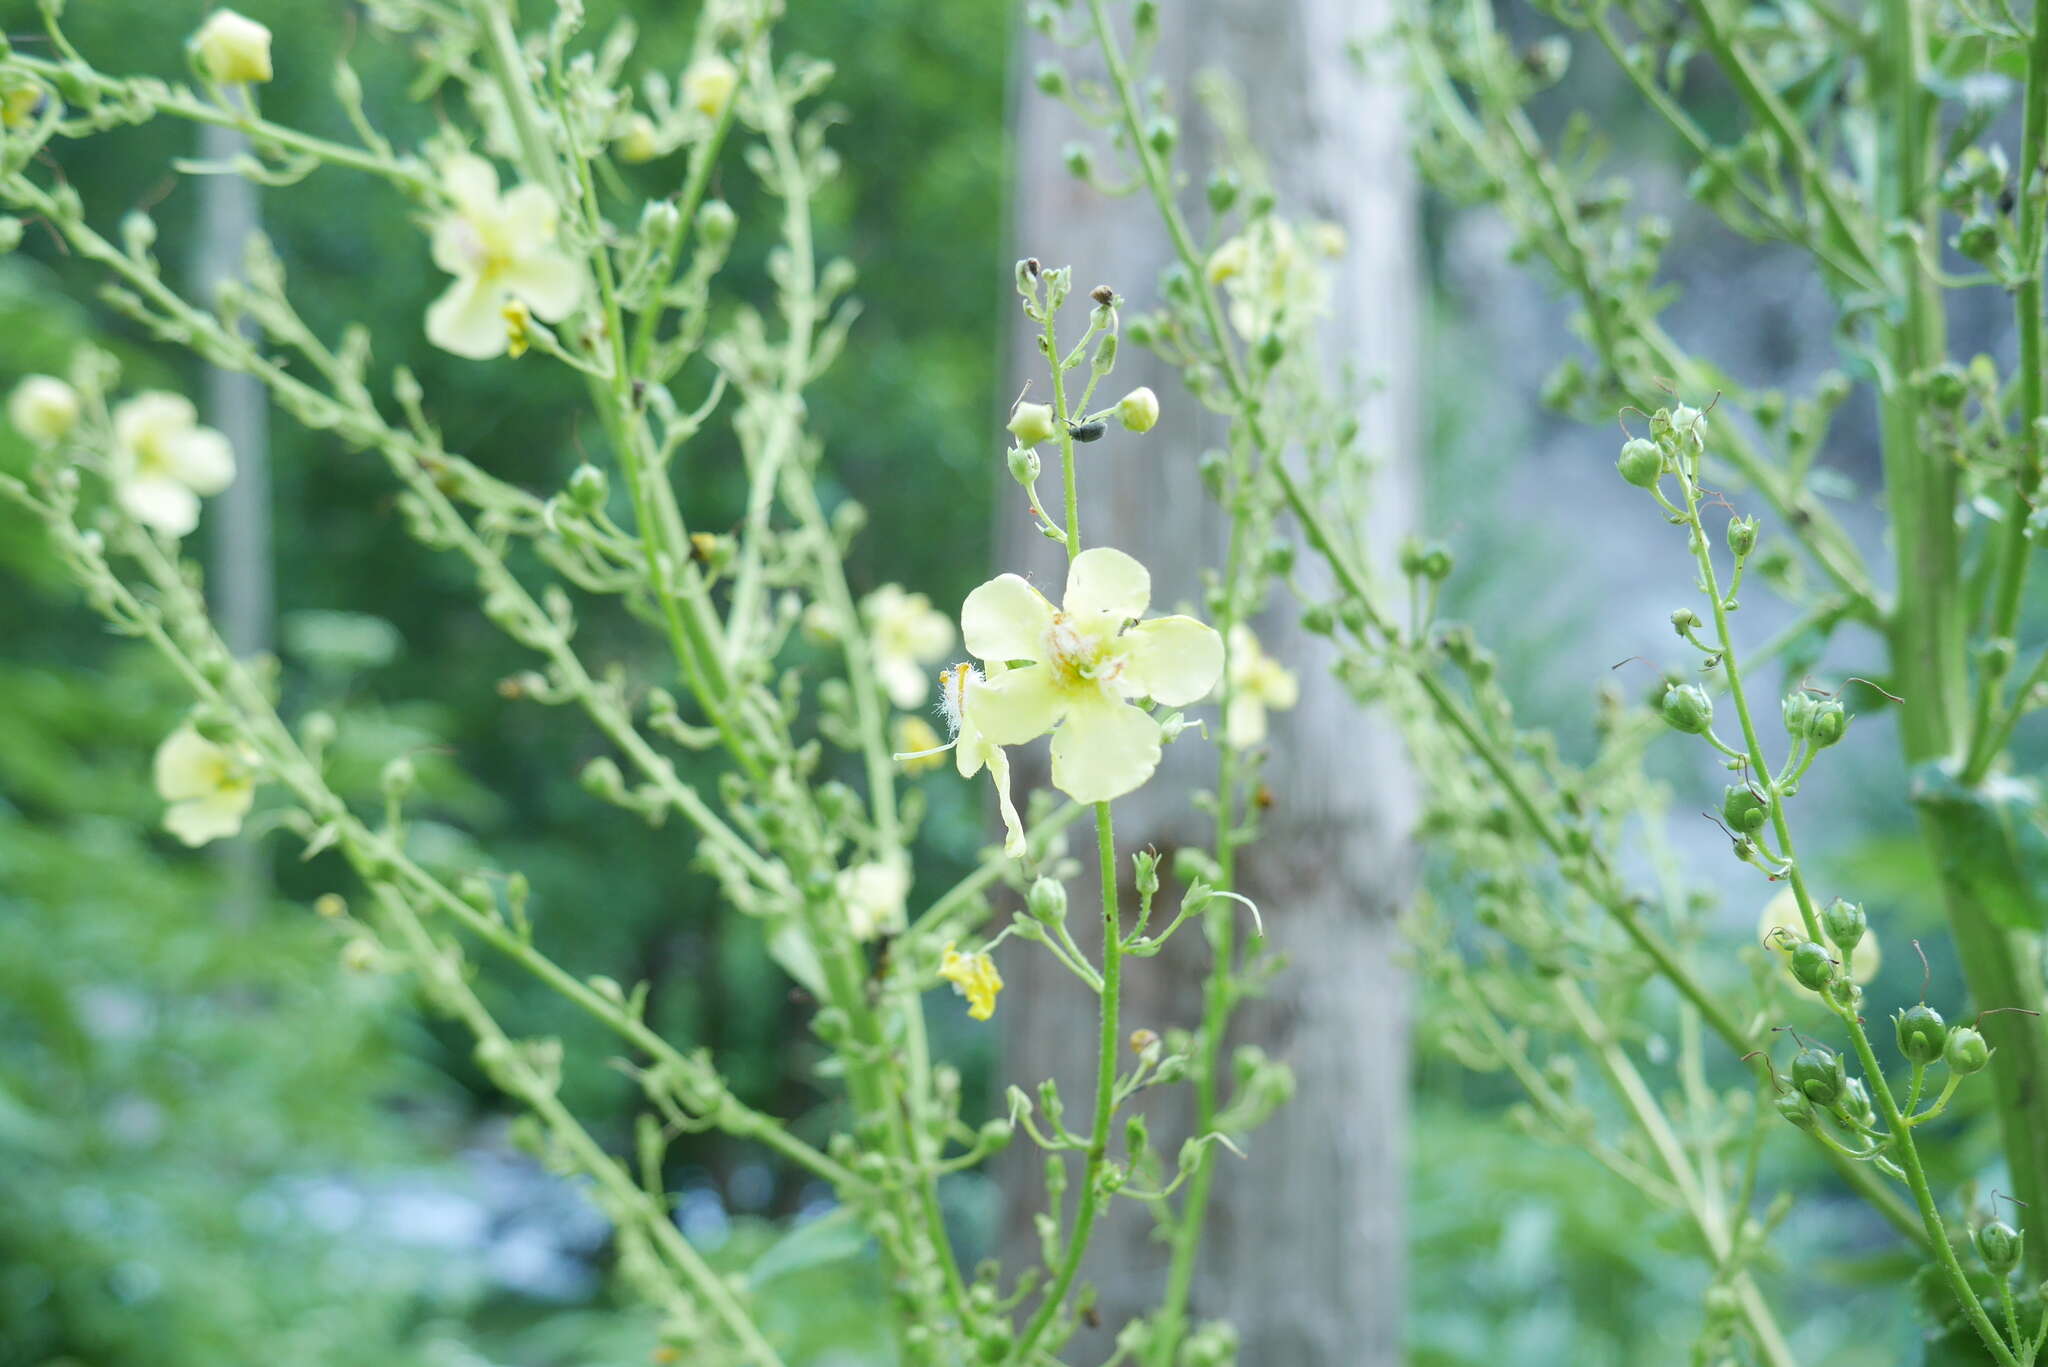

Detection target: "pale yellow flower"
[153, 725, 256, 846]
[1207, 220, 1328, 341]
[110, 392, 235, 537]
[961, 547, 1223, 804]
[683, 55, 739, 118]
[896, 663, 1027, 858]
[893, 716, 947, 774]
[1, 84, 44, 129]
[864, 585, 954, 709]
[1757, 888, 1880, 985]
[8, 375, 80, 445]
[426, 155, 585, 360]
[838, 859, 909, 941]
[191, 9, 273, 85]
[1225, 624, 1300, 749]
[616, 114, 662, 164]
[938, 941, 1003, 1021]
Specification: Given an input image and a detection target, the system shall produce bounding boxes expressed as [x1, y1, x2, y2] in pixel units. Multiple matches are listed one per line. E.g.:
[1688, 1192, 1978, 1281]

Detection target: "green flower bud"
[1721, 785, 1767, 833]
[695, 199, 737, 248]
[1836, 1075, 1876, 1127]
[1792, 1045, 1845, 1106]
[1782, 690, 1816, 738]
[1920, 364, 1969, 411]
[1144, 115, 1177, 156]
[1616, 437, 1664, 488]
[1789, 939, 1837, 992]
[1300, 603, 1336, 636]
[1671, 607, 1701, 634]
[1062, 140, 1094, 180]
[1027, 877, 1068, 924]
[380, 755, 416, 800]
[1115, 386, 1160, 434]
[1774, 1090, 1818, 1131]
[1820, 898, 1866, 952]
[1660, 683, 1714, 735]
[1007, 400, 1056, 447]
[1033, 61, 1066, 96]
[1805, 699, 1848, 748]
[1895, 1003, 1947, 1065]
[566, 463, 608, 512]
[1207, 169, 1240, 214]
[1956, 215, 2000, 264]
[1262, 538, 1295, 575]
[1979, 1220, 2023, 1275]
[1726, 515, 1759, 558]
[1948, 1025, 1991, 1075]
[1007, 444, 1041, 487]
[977, 1117, 1015, 1153]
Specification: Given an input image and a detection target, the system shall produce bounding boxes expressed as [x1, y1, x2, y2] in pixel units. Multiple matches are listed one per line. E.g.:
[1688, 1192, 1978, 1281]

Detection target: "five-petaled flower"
[938, 942, 1003, 1021]
[961, 547, 1223, 804]
[1225, 624, 1300, 749]
[865, 585, 954, 709]
[110, 392, 236, 537]
[426, 155, 585, 360]
[154, 725, 257, 847]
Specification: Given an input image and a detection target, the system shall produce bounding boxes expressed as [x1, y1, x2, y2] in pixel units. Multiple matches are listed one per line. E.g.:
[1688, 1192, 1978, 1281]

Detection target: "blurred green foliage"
[0, 0, 1005, 1359]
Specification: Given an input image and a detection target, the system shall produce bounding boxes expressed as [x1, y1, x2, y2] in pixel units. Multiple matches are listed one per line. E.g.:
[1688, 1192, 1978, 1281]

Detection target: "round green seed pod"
[1895, 1003, 1948, 1065]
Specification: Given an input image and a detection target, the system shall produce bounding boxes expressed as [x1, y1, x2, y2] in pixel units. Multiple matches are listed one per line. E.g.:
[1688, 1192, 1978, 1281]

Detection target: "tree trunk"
[998, 3, 1420, 1363]
[194, 122, 272, 915]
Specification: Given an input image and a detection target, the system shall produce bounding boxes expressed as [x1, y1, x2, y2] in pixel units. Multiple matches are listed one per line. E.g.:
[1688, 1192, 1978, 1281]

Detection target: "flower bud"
[1027, 876, 1068, 925]
[1774, 1090, 1818, 1131]
[567, 463, 608, 512]
[1820, 898, 1866, 952]
[1007, 400, 1056, 447]
[1837, 1075, 1875, 1127]
[1947, 1025, 1991, 1075]
[1721, 784, 1767, 833]
[1144, 115, 1177, 156]
[1782, 690, 1816, 738]
[1033, 61, 1066, 96]
[1300, 603, 1335, 636]
[1726, 515, 1759, 558]
[1791, 1045, 1845, 1106]
[1789, 939, 1837, 992]
[1062, 141, 1095, 180]
[1660, 683, 1713, 735]
[1207, 169, 1240, 214]
[1115, 386, 1160, 434]
[7, 374, 79, 445]
[1956, 215, 2000, 264]
[1895, 1003, 1947, 1065]
[192, 9, 274, 84]
[978, 1117, 1014, 1152]
[1980, 1220, 2024, 1275]
[696, 199, 737, 248]
[617, 115, 661, 164]
[684, 55, 739, 118]
[1616, 437, 1663, 488]
[640, 198, 682, 239]
[1007, 443, 1041, 486]
[380, 755, 417, 800]
[1805, 698, 1848, 748]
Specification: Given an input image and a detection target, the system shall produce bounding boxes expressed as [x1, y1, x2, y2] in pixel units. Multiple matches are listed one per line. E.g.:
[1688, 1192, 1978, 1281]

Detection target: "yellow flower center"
[1044, 612, 1122, 693]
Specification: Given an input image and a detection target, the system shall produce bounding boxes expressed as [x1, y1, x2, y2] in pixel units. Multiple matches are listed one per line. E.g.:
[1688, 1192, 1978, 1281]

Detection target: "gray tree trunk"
[997, 3, 1420, 1364]
[195, 123, 272, 914]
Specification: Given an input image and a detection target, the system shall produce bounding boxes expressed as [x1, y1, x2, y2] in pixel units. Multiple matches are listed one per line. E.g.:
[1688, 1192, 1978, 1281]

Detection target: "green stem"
[1677, 455, 2014, 1365]
[1009, 802, 1123, 1366]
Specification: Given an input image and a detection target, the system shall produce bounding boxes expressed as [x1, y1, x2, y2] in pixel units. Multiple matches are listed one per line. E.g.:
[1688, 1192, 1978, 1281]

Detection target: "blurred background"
[0, 1, 2006, 1364]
